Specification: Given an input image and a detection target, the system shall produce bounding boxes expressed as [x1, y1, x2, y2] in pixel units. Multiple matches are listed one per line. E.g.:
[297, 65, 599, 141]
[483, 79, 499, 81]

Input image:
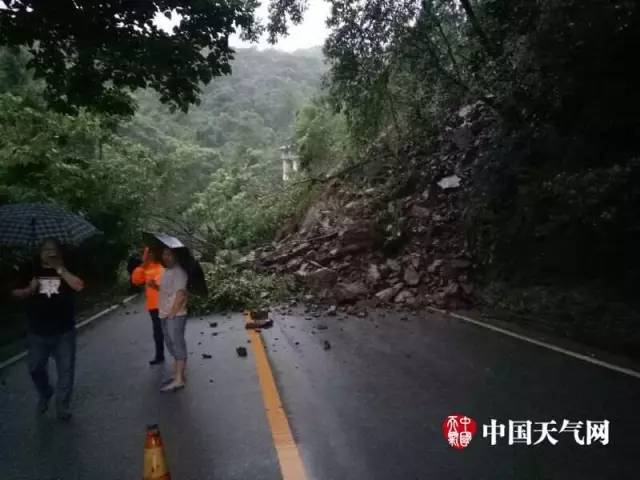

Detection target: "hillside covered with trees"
[1, 0, 639, 358]
[0, 44, 325, 347]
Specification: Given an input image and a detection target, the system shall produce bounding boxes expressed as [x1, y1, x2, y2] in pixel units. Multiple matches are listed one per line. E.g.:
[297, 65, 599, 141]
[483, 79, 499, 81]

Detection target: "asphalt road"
[1, 298, 639, 479]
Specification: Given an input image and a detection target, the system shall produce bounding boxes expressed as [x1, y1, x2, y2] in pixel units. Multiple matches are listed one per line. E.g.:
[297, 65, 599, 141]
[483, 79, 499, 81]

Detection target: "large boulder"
[334, 281, 369, 303]
[295, 265, 338, 290]
[437, 174, 462, 190]
[286, 257, 303, 271]
[394, 289, 415, 304]
[403, 266, 421, 286]
[386, 259, 402, 272]
[367, 264, 382, 284]
[375, 284, 404, 302]
[427, 259, 444, 274]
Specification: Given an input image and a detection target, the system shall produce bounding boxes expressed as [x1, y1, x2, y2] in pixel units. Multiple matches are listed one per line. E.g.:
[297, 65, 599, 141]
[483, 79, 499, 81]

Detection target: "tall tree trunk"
[458, 0, 499, 58]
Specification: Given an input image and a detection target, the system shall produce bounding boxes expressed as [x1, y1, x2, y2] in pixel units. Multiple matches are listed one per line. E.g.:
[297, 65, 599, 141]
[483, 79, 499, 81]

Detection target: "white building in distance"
[280, 144, 300, 181]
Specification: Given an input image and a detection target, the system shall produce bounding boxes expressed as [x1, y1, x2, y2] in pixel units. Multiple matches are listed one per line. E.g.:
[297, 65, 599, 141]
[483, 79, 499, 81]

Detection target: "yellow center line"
[244, 312, 307, 480]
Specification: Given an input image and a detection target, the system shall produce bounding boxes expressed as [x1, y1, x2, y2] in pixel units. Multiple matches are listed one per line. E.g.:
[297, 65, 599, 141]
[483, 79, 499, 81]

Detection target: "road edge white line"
[0, 294, 138, 371]
[426, 306, 640, 380]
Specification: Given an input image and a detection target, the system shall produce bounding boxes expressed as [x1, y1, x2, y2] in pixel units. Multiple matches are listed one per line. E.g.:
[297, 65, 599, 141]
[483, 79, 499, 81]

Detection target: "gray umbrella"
[142, 231, 208, 296]
[0, 203, 99, 248]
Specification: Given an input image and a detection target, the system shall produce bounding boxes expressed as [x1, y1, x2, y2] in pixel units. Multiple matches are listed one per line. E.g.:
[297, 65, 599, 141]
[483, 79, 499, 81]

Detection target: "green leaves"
[0, 88, 164, 261]
[189, 260, 292, 313]
[294, 97, 352, 174]
[0, 1, 303, 115]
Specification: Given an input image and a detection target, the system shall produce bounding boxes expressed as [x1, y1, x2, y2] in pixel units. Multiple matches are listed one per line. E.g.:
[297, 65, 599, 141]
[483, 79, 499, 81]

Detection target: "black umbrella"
[143, 231, 208, 296]
[0, 203, 99, 248]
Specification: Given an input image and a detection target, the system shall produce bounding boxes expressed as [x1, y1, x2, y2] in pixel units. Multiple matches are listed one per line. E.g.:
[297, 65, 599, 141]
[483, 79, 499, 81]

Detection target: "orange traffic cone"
[143, 424, 171, 480]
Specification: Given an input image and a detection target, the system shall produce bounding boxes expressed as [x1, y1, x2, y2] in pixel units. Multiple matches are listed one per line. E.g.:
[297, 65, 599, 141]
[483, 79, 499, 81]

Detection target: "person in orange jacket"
[131, 247, 165, 365]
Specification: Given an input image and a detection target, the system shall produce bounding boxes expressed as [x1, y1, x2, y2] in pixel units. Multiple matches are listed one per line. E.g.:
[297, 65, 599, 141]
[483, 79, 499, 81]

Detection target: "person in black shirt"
[12, 239, 84, 421]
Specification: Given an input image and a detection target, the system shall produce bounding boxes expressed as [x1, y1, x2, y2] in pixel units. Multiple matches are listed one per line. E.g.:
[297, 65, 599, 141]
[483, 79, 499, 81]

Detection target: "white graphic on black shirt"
[38, 277, 61, 298]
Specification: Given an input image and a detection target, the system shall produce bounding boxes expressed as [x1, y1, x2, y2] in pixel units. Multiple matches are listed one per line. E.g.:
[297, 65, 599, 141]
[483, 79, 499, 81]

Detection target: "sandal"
[160, 381, 185, 393]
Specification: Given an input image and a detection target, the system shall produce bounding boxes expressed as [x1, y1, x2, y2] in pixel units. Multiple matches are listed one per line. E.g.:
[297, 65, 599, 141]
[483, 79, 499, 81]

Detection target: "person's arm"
[167, 268, 188, 318]
[56, 266, 84, 292]
[168, 289, 187, 318]
[44, 255, 84, 292]
[147, 270, 161, 291]
[131, 265, 146, 286]
[11, 278, 38, 299]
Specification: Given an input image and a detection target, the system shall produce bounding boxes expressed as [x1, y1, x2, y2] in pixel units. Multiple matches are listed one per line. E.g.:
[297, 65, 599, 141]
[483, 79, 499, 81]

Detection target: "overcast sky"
[154, 0, 331, 52]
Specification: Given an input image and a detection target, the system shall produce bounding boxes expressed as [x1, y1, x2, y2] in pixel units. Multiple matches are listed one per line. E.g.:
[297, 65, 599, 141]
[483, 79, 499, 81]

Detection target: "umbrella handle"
[31, 217, 37, 271]
[31, 217, 36, 248]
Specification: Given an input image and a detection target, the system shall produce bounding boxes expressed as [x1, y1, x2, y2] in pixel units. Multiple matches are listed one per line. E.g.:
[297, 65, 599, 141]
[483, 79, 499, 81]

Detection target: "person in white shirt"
[158, 247, 189, 392]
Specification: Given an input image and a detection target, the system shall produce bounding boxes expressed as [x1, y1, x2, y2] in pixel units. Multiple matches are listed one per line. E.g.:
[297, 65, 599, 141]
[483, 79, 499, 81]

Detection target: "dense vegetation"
[1, 1, 639, 351]
[320, 0, 640, 285]
[128, 47, 326, 250]
[0, 0, 309, 115]
[0, 45, 325, 333]
[312, 0, 640, 348]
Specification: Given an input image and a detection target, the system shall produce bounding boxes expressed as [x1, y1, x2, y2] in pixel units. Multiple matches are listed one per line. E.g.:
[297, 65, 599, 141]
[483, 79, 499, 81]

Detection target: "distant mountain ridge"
[129, 46, 327, 156]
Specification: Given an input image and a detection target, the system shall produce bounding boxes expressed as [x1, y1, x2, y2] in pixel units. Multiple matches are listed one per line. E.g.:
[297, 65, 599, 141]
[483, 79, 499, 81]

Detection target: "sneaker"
[149, 357, 165, 365]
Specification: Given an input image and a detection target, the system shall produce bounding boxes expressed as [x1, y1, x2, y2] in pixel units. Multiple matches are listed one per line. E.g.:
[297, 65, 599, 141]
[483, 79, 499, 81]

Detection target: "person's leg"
[159, 317, 177, 385]
[52, 330, 76, 420]
[149, 309, 164, 364]
[27, 334, 53, 413]
[161, 316, 187, 391]
[161, 317, 175, 359]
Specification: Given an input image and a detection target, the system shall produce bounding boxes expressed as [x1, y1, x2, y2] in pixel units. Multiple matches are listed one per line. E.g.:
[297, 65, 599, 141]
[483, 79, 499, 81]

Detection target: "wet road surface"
[1, 298, 639, 479]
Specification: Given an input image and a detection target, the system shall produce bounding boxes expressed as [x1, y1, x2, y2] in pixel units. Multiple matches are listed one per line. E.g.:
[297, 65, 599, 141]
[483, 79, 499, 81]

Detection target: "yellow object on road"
[143, 424, 171, 480]
[244, 311, 307, 480]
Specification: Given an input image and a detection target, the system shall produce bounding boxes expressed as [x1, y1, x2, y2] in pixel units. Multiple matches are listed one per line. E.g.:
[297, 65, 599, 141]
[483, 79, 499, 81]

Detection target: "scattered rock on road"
[236, 347, 248, 357]
[246, 319, 274, 330]
[202, 353, 212, 359]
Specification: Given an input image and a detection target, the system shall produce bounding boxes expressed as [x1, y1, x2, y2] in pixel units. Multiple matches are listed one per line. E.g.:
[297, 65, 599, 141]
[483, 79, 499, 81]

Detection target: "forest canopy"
[0, 46, 326, 281]
[0, 0, 308, 115]
[1, 0, 639, 347]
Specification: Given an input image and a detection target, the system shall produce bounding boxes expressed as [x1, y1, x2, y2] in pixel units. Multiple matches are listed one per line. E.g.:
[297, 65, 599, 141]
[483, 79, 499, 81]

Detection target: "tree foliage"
[0, 50, 165, 279]
[293, 97, 351, 174]
[0, 0, 311, 116]
[122, 47, 325, 231]
[314, 0, 640, 295]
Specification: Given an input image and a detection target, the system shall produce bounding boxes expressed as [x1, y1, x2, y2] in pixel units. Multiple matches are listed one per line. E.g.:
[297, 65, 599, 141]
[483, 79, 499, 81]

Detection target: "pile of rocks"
[241, 102, 494, 310]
